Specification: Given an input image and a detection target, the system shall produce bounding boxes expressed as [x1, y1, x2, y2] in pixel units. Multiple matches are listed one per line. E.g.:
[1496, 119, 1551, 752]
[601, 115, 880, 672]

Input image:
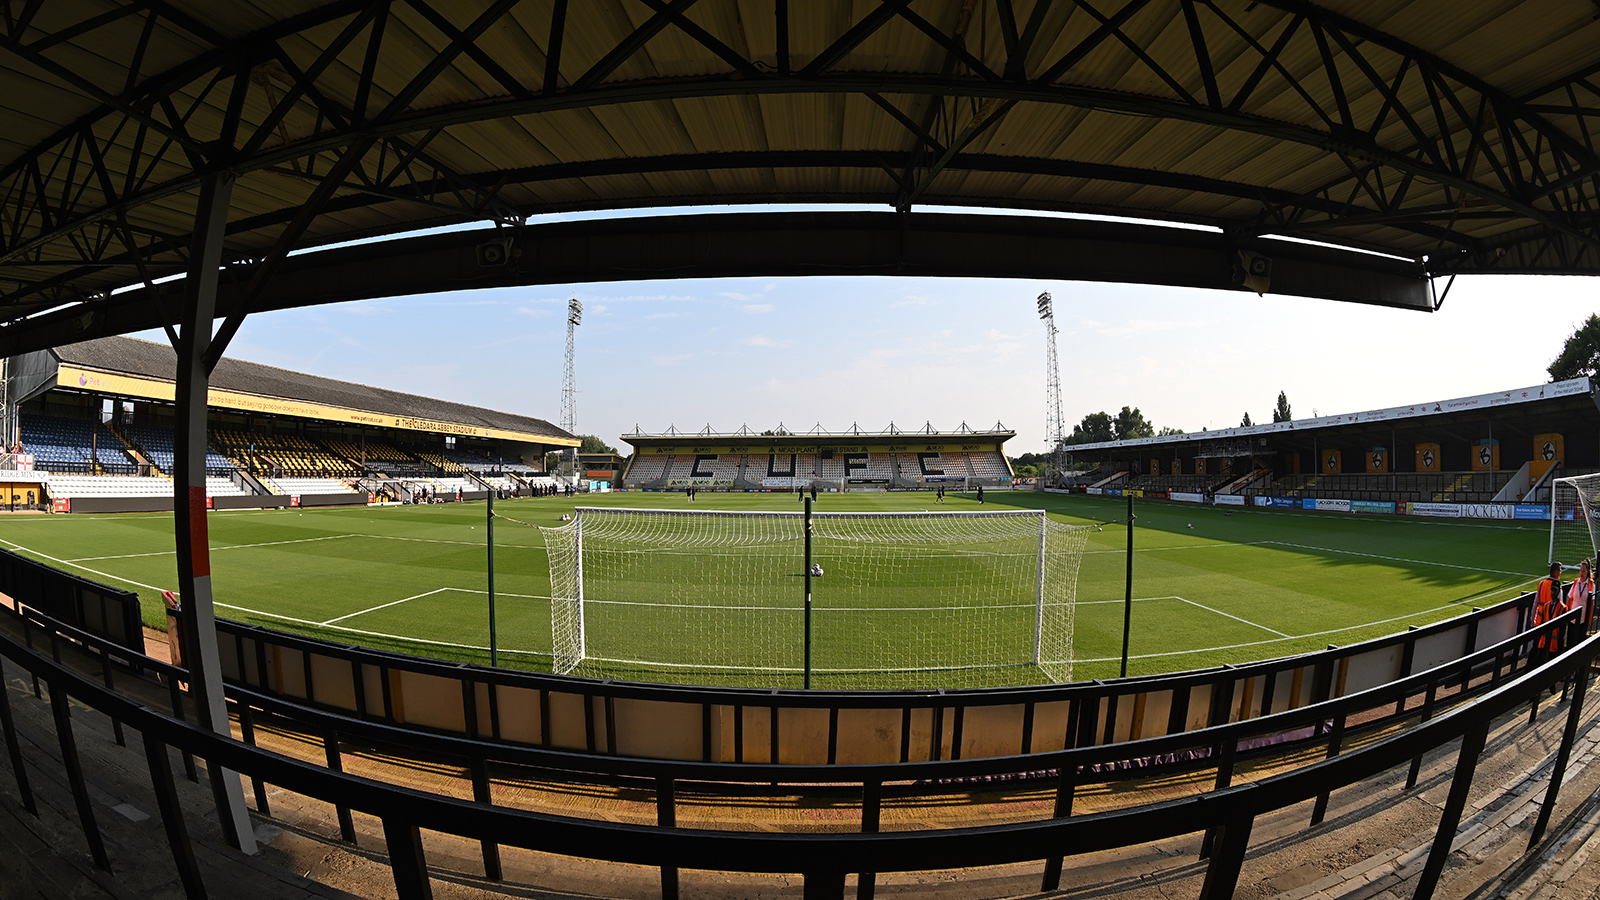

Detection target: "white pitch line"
[1261, 540, 1534, 577]
[320, 587, 450, 626]
[1077, 595, 1183, 606]
[69, 533, 356, 562]
[1075, 588, 1531, 664]
[0, 537, 168, 593]
[1081, 541, 1273, 555]
[1180, 598, 1290, 637]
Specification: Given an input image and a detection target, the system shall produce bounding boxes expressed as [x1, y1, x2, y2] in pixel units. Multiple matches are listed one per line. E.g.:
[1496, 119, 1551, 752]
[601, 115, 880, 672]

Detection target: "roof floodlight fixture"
[1037, 291, 1054, 320]
[567, 297, 584, 325]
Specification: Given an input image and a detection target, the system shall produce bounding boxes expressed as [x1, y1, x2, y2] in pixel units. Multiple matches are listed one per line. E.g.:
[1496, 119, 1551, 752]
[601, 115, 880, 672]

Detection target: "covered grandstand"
[1064, 376, 1600, 517]
[620, 425, 1015, 491]
[1, 335, 577, 511]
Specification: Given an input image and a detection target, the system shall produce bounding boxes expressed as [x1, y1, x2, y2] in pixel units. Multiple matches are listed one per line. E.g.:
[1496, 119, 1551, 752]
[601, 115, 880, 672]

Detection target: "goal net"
[540, 507, 1092, 689]
[1551, 474, 1600, 570]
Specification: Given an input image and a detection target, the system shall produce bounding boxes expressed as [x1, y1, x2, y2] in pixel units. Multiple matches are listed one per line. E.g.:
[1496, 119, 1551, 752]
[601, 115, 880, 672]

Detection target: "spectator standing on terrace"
[1570, 559, 1596, 634]
[1533, 561, 1566, 655]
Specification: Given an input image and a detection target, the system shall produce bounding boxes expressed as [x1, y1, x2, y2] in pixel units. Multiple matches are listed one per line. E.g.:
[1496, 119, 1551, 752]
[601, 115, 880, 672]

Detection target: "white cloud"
[719, 291, 763, 302]
[515, 306, 553, 318]
[742, 303, 774, 314]
[1093, 318, 1210, 338]
[744, 335, 793, 348]
[893, 295, 930, 307]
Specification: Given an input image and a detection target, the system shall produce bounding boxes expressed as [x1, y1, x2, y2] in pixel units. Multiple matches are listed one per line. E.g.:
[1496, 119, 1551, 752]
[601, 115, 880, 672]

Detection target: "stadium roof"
[1066, 376, 1600, 457]
[40, 335, 577, 445]
[2, 2, 1599, 354]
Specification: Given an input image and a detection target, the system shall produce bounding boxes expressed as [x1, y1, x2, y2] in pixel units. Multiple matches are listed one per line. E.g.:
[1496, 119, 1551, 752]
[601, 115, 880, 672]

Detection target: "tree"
[761, 427, 792, 436]
[578, 434, 617, 454]
[1272, 391, 1292, 423]
[1066, 411, 1114, 444]
[1240, 412, 1254, 427]
[1113, 406, 1154, 441]
[1157, 426, 1185, 436]
[1549, 314, 1600, 382]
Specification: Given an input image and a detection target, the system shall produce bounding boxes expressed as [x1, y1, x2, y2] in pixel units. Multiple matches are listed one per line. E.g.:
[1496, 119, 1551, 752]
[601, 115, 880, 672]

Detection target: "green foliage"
[1157, 426, 1184, 436]
[1067, 411, 1114, 444]
[578, 434, 617, 454]
[1549, 314, 1600, 382]
[1240, 412, 1254, 427]
[1272, 391, 1292, 423]
[1113, 406, 1154, 441]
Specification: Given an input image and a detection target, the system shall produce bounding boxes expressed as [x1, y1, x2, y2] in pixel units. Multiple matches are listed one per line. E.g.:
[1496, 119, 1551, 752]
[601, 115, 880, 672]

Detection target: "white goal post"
[540, 507, 1093, 689]
[1551, 474, 1600, 570]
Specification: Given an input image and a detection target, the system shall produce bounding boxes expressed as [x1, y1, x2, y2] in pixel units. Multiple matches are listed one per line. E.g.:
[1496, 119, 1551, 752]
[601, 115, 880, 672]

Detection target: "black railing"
[207, 592, 1536, 766]
[0, 596, 1591, 900]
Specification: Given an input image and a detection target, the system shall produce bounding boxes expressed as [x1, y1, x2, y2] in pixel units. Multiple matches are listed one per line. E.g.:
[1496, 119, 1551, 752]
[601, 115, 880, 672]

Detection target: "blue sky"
[142, 210, 1600, 457]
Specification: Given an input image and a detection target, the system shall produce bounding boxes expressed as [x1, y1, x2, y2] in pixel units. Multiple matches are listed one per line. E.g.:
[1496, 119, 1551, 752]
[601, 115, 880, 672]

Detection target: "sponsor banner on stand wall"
[1103, 488, 1123, 497]
[1087, 487, 1104, 495]
[1171, 492, 1205, 503]
[1406, 502, 1462, 518]
[1461, 504, 1514, 520]
[1214, 494, 1246, 506]
[1307, 498, 1351, 512]
[1254, 496, 1298, 509]
[1515, 504, 1552, 520]
[1350, 500, 1396, 514]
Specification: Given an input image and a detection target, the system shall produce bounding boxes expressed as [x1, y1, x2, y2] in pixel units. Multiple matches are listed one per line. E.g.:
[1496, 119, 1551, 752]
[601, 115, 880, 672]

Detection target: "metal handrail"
[1, 603, 1592, 900]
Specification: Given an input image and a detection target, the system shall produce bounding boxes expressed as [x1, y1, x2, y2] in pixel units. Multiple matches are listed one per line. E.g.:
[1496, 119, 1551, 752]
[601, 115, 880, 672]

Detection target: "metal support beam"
[172, 170, 257, 855]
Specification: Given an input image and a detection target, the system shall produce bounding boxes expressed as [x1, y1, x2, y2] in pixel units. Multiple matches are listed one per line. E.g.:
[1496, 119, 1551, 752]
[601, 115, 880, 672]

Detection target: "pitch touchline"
[1260, 540, 1533, 577]
[69, 533, 358, 562]
[1081, 541, 1273, 554]
[0, 537, 168, 593]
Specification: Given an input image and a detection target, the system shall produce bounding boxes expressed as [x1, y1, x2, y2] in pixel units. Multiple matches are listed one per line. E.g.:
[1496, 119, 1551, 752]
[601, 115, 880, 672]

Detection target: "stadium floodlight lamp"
[1036, 292, 1052, 319]
[567, 298, 583, 325]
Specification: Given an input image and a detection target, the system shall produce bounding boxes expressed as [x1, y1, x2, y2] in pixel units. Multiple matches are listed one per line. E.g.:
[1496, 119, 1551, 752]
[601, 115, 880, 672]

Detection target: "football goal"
[540, 506, 1092, 689]
[1551, 474, 1600, 569]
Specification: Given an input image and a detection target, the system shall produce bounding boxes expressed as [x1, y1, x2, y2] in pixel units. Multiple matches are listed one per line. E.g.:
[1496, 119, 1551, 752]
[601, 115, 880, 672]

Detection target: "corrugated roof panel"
[55, 335, 572, 439]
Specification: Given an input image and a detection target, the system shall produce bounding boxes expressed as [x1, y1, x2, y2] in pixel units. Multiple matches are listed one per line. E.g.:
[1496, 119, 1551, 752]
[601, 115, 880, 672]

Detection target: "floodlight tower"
[561, 296, 582, 483]
[1037, 292, 1066, 485]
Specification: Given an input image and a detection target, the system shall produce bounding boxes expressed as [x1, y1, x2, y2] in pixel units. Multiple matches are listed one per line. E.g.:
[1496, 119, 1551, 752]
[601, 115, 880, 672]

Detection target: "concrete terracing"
[2, 623, 1600, 899]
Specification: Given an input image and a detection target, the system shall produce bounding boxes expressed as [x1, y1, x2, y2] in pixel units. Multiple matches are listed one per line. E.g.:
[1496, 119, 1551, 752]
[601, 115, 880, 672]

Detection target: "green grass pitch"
[0, 490, 1555, 688]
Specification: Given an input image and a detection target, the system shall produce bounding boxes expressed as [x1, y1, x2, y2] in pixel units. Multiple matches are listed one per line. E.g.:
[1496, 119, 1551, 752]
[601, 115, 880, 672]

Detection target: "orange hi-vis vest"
[1536, 577, 1566, 651]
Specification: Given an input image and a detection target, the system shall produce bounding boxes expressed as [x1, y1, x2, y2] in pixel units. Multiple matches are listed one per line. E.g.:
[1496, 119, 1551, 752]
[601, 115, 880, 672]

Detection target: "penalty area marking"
[1076, 577, 1545, 665]
[318, 586, 554, 626]
[1077, 594, 1288, 637]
